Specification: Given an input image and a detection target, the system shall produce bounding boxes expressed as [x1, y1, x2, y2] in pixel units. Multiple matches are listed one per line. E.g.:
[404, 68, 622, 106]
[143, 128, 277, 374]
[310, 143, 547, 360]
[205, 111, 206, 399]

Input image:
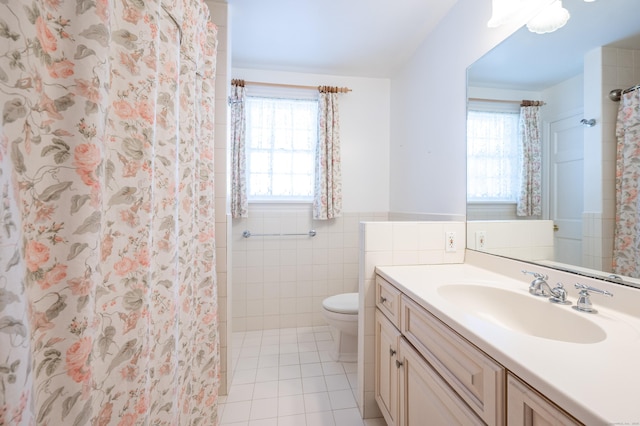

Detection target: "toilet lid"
[323, 293, 358, 314]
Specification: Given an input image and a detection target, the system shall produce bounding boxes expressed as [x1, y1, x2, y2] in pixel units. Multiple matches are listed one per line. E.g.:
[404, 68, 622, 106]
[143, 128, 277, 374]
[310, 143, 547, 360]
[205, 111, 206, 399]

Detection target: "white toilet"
[321, 292, 359, 362]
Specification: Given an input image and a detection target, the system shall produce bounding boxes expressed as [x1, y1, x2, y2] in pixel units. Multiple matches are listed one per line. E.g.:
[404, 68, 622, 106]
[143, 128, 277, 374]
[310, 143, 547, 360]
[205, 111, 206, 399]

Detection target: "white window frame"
[244, 86, 319, 203]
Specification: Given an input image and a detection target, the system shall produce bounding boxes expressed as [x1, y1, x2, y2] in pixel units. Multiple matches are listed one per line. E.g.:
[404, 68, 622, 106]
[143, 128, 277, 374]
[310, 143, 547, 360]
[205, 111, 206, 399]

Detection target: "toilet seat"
[322, 293, 358, 315]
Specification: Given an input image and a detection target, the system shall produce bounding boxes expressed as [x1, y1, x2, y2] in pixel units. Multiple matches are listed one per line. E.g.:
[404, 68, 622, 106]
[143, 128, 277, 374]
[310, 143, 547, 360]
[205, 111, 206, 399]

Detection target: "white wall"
[389, 0, 526, 216]
[232, 68, 391, 212]
[541, 73, 583, 119]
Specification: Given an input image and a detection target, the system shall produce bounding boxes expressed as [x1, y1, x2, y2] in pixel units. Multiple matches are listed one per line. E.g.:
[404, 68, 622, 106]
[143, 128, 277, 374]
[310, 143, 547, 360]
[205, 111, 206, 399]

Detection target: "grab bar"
[242, 230, 316, 238]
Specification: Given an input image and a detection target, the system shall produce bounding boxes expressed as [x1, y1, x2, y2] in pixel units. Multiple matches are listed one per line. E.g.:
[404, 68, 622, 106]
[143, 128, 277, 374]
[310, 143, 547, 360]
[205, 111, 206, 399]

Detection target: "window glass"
[246, 96, 318, 200]
[467, 109, 520, 202]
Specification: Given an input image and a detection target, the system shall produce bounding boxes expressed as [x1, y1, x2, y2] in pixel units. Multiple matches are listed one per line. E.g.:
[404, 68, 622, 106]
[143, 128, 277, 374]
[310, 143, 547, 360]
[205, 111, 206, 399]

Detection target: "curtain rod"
[468, 98, 545, 106]
[232, 79, 351, 93]
[609, 84, 640, 102]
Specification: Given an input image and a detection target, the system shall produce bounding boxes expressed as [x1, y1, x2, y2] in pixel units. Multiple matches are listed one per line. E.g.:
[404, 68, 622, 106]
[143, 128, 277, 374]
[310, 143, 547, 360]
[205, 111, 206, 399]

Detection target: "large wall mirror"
[466, 0, 640, 288]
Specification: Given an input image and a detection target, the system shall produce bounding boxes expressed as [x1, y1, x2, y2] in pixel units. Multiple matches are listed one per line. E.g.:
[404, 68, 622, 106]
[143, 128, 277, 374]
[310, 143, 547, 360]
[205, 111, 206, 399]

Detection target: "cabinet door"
[507, 373, 582, 426]
[375, 309, 401, 426]
[401, 295, 505, 425]
[398, 339, 484, 426]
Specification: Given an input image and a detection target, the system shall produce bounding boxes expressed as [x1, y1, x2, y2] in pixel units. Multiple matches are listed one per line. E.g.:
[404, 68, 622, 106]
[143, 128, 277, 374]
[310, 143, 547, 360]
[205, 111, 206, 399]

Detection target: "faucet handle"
[522, 270, 549, 296]
[573, 283, 613, 314]
[522, 270, 548, 280]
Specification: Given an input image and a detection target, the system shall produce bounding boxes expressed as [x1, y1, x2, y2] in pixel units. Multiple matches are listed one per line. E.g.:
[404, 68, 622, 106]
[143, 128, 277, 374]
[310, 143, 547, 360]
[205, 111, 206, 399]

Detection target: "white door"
[548, 114, 583, 266]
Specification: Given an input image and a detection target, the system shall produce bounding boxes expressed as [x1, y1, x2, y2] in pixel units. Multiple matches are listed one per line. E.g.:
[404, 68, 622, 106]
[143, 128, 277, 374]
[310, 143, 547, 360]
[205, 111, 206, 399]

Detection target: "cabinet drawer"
[401, 295, 505, 426]
[376, 276, 401, 326]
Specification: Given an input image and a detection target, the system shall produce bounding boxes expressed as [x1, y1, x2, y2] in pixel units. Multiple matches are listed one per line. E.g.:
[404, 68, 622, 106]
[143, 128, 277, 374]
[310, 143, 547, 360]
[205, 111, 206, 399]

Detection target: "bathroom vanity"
[373, 260, 640, 425]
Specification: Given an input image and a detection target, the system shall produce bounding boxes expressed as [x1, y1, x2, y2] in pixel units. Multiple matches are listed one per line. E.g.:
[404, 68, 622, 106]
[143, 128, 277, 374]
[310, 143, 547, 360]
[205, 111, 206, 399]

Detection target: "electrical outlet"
[475, 231, 486, 250]
[445, 231, 456, 252]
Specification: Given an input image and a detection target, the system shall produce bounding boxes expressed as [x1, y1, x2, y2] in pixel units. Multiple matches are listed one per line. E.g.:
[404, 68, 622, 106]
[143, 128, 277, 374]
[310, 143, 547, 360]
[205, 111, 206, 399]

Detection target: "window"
[246, 96, 318, 201]
[467, 108, 520, 202]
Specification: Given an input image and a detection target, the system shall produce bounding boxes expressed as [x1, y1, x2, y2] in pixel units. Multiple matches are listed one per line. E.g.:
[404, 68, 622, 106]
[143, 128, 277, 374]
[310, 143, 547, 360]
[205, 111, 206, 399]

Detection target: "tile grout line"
[219, 326, 385, 426]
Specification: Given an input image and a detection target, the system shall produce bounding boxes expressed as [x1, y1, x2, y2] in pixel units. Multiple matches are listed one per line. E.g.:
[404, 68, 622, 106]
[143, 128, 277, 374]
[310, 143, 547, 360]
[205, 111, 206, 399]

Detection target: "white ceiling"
[468, 0, 640, 91]
[226, 0, 458, 78]
[225, 0, 640, 87]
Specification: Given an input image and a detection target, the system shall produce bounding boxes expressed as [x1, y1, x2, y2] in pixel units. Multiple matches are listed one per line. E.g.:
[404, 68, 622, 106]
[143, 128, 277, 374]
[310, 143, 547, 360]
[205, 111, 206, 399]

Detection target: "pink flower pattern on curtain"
[613, 89, 640, 278]
[0, 1, 220, 424]
[230, 82, 248, 218]
[314, 92, 342, 220]
[517, 105, 542, 217]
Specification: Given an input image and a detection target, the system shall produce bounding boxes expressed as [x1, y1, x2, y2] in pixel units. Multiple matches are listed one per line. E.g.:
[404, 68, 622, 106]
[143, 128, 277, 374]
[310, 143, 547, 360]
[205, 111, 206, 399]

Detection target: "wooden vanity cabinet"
[375, 274, 582, 426]
[375, 276, 491, 426]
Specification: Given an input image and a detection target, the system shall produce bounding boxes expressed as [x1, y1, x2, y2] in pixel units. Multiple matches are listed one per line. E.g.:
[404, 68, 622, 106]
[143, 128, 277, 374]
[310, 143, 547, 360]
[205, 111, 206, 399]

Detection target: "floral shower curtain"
[0, 1, 220, 425]
[613, 89, 640, 278]
[314, 90, 342, 220]
[230, 80, 248, 218]
[517, 105, 542, 217]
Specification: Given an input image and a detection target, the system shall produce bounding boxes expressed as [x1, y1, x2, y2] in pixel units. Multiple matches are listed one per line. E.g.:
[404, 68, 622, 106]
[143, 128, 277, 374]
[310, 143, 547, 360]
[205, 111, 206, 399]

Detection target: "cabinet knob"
[395, 360, 403, 368]
[389, 348, 396, 357]
[380, 296, 387, 304]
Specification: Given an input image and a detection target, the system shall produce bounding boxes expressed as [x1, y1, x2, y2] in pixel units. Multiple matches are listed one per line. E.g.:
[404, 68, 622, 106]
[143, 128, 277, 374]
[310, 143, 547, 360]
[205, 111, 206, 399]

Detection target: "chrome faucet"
[522, 270, 549, 296]
[573, 283, 613, 314]
[521, 270, 570, 304]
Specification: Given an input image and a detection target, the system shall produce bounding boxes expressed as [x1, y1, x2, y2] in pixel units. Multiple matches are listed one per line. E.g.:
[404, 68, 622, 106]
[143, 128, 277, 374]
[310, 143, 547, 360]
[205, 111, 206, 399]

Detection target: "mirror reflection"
[466, 0, 640, 287]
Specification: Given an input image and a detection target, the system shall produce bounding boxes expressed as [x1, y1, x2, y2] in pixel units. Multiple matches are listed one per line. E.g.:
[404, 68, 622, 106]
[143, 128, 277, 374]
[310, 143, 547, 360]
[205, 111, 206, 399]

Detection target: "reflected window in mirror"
[467, 102, 521, 205]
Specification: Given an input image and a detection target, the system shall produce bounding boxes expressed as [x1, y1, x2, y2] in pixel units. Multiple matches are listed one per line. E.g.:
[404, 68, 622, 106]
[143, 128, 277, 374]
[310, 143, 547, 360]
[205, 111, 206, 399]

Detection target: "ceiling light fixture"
[526, 0, 570, 34]
[487, 0, 527, 28]
[488, 0, 556, 29]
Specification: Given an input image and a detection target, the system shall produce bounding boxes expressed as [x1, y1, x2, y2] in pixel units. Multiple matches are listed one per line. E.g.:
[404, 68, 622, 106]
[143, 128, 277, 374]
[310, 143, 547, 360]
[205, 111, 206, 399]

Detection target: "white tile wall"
[357, 221, 466, 419]
[206, 0, 231, 394]
[466, 220, 554, 262]
[232, 206, 388, 332]
[583, 46, 640, 272]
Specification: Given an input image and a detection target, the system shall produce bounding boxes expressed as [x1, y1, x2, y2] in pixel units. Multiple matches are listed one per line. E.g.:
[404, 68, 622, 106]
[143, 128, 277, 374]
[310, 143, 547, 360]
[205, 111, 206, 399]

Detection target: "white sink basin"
[438, 284, 607, 344]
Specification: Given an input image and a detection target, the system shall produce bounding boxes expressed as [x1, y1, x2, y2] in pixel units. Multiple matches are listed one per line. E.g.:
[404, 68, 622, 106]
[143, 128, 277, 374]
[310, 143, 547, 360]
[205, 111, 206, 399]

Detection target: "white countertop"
[376, 263, 640, 425]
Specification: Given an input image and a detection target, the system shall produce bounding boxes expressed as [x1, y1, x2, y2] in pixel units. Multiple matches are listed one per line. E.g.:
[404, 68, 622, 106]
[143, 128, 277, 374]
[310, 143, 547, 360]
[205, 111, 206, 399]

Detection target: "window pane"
[292, 152, 313, 174]
[273, 152, 292, 172]
[250, 173, 271, 196]
[249, 151, 271, 173]
[272, 174, 292, 196]
[292, 175, 313, 197]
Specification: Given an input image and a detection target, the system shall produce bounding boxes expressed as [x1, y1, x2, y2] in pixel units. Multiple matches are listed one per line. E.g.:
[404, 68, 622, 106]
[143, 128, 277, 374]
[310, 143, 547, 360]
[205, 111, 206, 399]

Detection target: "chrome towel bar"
[242, 230, 316, 238]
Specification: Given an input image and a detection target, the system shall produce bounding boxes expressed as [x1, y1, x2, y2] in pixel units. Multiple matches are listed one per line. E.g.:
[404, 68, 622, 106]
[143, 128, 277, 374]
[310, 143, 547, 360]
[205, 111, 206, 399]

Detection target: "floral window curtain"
[314, 91, 342, 219]
[230, 80, 248, 218]
[517, 105, 543, 216]
[0, 1, 220, 425]
[613, 89, 640, 278]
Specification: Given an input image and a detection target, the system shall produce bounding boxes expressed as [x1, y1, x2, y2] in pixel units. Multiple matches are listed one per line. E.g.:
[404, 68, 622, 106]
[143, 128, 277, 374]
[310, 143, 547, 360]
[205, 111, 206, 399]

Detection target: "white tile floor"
[218, 326, 387, 426]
